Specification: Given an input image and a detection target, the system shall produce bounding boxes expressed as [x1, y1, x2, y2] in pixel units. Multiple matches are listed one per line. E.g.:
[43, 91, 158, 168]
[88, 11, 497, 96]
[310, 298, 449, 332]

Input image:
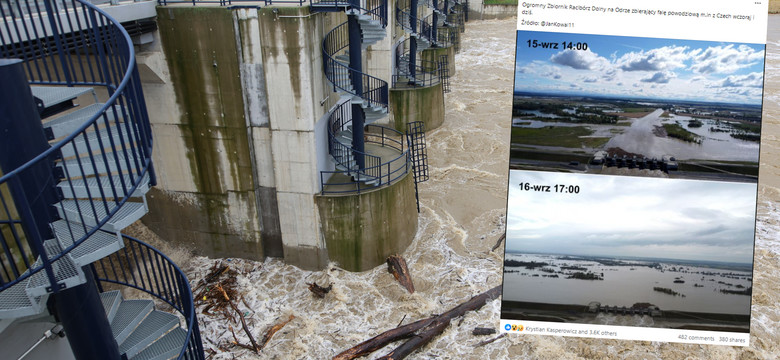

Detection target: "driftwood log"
[307, 282, 333, 298]
[387, 255, 415, 293]
[491, 234, 505, 252]
[217, 284, 260, 352]
[471, 327, 496, 336]
[333, 285, 502, 360]
[259, 315, 295, 350]
[474, 333, 506, 347]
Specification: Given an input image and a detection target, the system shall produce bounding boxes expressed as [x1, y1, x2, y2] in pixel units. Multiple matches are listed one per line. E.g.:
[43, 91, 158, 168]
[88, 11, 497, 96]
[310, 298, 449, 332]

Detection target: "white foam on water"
[184, 16, 780, 360]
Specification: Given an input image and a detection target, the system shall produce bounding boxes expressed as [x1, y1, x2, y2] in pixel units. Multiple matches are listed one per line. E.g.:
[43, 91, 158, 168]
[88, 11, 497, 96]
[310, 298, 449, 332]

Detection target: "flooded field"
[606, 110, 760, 162]
[503, 253, 752, 315]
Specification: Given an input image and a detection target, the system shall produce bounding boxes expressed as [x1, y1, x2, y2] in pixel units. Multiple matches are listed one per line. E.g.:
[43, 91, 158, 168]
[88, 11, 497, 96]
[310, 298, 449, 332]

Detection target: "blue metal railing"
[396, 7, 434, 45]
[93, 235, 205, 360]
[321, 101, 409, 195]
[326, 100, 381, 175]
[158, 0, 307, 6]
[322, 22, 388, 110]
[0, 0, 153, 292]
[394, 37, 440, 88]
[395, 1, 438, 46]
[317, 0, 409, 194]
[311, 0, 387, 25]
[1, 2, 203, 357]
[437, 25, 456, 48]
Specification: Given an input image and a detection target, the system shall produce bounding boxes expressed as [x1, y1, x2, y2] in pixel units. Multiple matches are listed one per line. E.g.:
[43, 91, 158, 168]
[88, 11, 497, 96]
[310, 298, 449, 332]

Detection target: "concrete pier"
[137, 4, 443, 270]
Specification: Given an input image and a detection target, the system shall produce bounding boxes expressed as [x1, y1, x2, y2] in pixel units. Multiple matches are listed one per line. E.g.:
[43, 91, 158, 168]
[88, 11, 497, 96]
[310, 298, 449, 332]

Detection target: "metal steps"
[57, 125, 133, 159]
[0, 240, 87, 319]
[0, 217, 127, 319]
[51, 220, 123, 266]
[111, 299, 154, 344]
[43, 103, 120, 140]
[57, 173, 151, 199]
[132, 328, 187, 360]
[31, 86, 95, 109]
[321, 3, 392, 186]
[100, 290, 122, 322]
[31, 86, 97, 118]
[358, 14, 386, 49]
[0, 278, 48, 319]
[0, 0, 197, 353]
[414, 35, 432, 51]
[102, 291, 188, 360]
[25, 240, 86, 297]
[55, 199, 148, 233]
[119, 311, 179, 358]
[326, 12, 388, 125]
[58, 149, 141, 177]
[0, 79, 151, 317]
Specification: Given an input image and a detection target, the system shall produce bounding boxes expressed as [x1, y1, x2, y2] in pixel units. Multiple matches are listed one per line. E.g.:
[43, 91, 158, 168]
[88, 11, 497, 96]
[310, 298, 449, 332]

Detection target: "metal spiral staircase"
[396, 0, 437, 51]
[313, 0, 419, 193]
[0, 1, 203, 359]
[394, 37, 441, 87]
[316, 0, 389, 124]
[394, 0, 449, 88]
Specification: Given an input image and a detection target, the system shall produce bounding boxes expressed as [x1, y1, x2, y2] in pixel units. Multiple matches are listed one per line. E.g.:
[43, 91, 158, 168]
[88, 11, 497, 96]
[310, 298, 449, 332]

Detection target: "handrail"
[311, 0, 387, 26]
[395, 3, 435, 45]
[326, 101, 383, 175]
[436, 25, 455, 48]
[322, 22, 389, 109]
[158, 0, 307, 6]
[321, 101, 409, 195]
[394, 37, 440, 88]
[418, 0, 443, 13]
[0, 0, 152, 296]
[92, 235, 204, 360]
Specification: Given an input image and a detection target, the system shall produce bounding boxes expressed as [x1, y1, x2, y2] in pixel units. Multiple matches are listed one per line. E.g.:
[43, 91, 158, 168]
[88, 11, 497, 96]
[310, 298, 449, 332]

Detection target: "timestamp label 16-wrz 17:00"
[517, 182, 580, 194]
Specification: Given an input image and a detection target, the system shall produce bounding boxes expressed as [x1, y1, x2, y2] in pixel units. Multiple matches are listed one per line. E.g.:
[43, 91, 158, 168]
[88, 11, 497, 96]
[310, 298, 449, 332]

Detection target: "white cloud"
[641, 71, 676, 84]
[689, 44, 764, 74]
[550, 49, 610, 70]
[616, 46, 690, 72]
[715, 72, 764, 88]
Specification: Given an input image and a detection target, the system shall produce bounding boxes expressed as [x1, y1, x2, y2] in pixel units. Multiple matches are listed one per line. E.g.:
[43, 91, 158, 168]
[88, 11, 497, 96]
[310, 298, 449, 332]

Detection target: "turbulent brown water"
[168, 16, 780, 359]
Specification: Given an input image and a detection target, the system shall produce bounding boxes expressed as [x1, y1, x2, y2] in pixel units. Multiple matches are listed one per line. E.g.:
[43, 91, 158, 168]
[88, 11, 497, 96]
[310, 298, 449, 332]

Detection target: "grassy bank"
[663, 123, 701, 143]
[772, 0, 780, 13]
[512, 126, 607, 148]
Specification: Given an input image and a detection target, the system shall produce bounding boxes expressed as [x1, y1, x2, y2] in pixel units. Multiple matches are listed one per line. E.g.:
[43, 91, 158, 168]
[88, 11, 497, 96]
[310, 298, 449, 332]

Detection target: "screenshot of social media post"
[501, 0, 768, 345]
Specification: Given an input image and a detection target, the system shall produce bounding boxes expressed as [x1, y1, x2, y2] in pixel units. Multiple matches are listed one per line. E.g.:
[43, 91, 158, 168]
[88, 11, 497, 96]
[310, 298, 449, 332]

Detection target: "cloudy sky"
[505, 171, 757, 264]
[514, 31, 765, 105]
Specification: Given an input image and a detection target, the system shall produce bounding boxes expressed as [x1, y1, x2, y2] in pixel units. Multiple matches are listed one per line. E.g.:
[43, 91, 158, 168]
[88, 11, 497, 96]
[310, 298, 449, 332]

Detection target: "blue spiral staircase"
[0, 1, 203, 359]
[313, 0, 419, 194]
[394, 0, 449, 88]
[394, 37, 441, 87]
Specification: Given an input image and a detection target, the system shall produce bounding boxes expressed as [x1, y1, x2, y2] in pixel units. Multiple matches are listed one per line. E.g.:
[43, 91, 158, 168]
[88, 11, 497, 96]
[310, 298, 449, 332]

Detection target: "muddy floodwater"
[605, 109, 760, 162]
[152, 16, 780, 359]
[503, 253, 752, 315]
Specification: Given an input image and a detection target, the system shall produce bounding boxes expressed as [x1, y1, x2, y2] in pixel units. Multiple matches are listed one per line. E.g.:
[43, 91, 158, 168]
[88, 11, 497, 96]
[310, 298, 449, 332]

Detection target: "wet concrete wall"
[145, 7, 266, 260]
[141, 6, 420, 271]
[422, 45, 457, 76]
[389, 83, 446, 132]
[472, 2, 518, 20]
[316, 173, 418, 272]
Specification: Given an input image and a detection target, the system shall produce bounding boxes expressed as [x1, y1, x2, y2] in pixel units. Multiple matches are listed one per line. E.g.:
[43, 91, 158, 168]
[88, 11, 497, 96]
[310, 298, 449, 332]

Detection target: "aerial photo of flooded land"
[501, 171, 756, 332]
[512, 31, 764, 183]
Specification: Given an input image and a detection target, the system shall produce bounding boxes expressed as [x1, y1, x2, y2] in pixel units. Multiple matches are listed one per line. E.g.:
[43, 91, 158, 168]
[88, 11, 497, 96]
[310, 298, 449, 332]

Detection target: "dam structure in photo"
[511, 92, 762, 182]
